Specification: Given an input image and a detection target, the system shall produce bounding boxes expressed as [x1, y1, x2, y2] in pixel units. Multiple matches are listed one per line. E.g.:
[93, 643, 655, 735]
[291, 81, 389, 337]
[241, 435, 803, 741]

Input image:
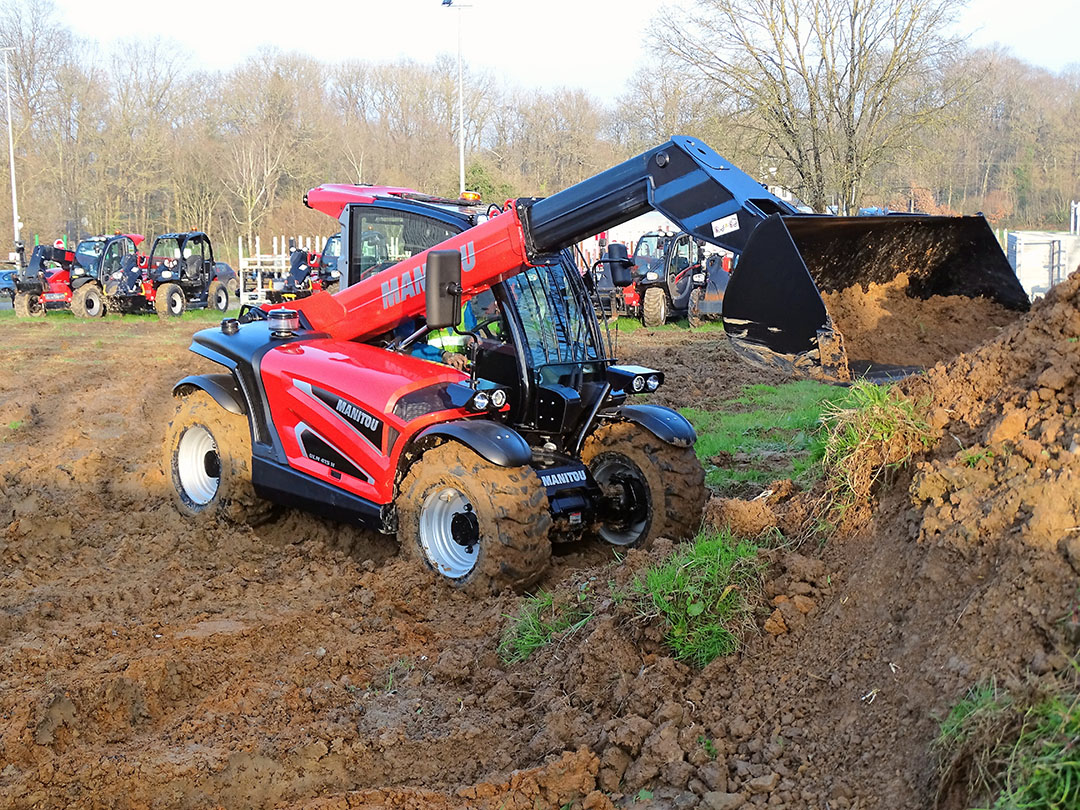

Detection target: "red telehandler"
[164, 136, 1026, 594]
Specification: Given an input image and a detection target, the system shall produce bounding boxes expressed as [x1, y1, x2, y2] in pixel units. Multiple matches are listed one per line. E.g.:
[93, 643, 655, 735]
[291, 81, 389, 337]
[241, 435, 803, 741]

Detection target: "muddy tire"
[687, 287, 703, 328]
[155, 282, 186, 319]
[581, 421, 706, 548]
[71, 284, 106, 318]
[163, 390, 272, 524]
[642, 286, 668, 327]
[14, 292, 44, 318]
[397, 442, 552, 595]
[208, 279, 232, 313]
[323, 281, 339, 295]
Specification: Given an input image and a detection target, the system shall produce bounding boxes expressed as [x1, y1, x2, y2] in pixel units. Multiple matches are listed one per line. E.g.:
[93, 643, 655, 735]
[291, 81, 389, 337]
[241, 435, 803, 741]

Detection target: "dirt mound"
[906, 270, 1080, 553]
[823, 273, 1018, 367]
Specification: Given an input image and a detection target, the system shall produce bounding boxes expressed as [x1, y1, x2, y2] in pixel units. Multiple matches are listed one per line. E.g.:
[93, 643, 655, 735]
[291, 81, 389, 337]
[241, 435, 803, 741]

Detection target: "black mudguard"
[414, 420, 533, 467]
[605, 404, 696, 448]
[172, 373, 247, 415]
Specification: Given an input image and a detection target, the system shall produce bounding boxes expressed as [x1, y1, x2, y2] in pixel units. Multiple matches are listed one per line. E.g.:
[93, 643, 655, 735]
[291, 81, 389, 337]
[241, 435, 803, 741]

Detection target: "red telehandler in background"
[14, 234, 144, 318]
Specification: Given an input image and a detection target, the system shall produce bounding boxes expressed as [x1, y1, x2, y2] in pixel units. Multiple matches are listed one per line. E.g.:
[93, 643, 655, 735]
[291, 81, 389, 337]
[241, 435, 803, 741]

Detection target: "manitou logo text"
[335, 398, 381, 432]
[539, 469, 587, 487]
[380, 241, 476, 309]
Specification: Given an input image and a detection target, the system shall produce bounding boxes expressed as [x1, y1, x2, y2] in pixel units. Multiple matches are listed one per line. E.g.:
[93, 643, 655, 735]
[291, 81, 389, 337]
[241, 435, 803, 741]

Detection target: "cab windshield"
[75, 240, 105, 271]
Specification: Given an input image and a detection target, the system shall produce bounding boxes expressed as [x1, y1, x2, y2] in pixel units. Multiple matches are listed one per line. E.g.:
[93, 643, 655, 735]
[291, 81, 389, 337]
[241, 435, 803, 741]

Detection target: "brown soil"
[823, 273, 1019, 368]
[1, 298, 1076, 810]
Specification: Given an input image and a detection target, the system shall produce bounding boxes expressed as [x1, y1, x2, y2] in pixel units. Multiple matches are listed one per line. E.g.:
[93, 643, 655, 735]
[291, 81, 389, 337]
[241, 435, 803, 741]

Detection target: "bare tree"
[660, 0, 968, 211]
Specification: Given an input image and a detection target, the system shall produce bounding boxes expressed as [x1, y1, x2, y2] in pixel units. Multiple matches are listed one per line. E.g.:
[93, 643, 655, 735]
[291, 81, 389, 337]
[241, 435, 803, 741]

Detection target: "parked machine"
[597, 230, 711, 326]
[268, 234, 342, 304]
[14, 234, 144, 318]
[104, 231, 236, 318]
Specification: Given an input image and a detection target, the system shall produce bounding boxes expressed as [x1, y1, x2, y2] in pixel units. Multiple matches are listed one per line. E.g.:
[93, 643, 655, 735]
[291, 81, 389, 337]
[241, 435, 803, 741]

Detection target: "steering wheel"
[472, 315, 503, 340]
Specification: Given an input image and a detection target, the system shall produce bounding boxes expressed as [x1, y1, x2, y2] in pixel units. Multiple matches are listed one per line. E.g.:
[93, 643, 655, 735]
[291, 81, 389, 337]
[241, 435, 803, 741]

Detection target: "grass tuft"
[498, 591, 592, 664]
[820, 381, 936, 517]
[936, 677, 1080, 810]
[633, 529, 764, 667]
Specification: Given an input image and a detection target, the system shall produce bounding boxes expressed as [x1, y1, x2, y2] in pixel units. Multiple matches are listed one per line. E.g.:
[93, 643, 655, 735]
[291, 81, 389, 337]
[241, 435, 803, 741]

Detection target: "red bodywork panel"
[260, 339, 493, 505]
[623, 285, 639, 307]
[277, 208, 533, 343]
[305, 185, 420, 220]
[42, 269, 73, 303]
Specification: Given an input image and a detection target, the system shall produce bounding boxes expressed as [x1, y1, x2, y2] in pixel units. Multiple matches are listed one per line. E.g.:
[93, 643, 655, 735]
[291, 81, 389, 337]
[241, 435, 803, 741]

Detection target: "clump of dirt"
[823, 273, 1019, 368]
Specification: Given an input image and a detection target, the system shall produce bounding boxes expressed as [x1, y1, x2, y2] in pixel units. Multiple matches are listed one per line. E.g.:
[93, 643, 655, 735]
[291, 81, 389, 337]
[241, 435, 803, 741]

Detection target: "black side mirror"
[606, 243, 634, 288]
[426, 250, 462, 330]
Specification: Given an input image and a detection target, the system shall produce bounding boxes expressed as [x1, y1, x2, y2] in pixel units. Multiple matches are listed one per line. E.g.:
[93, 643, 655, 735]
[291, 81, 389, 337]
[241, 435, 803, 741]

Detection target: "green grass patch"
[936, 679, 1080, 810]
[820, 381, 936, 517]
[609, 316, 726, 333]
[682, 381, 851, 494]
[498, 591, 592, 664]
[633, 529, 764, 667]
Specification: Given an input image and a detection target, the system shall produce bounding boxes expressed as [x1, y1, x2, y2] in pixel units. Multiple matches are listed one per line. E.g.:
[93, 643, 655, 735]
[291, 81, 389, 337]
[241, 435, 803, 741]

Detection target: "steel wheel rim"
[418, 486, 479, 579]
[214, 288, 228, 310]
[176, 425, 220, 506]
[169, 291, 183, 315]
[592, 455, 649, 546]
[86, 292, 102, 316]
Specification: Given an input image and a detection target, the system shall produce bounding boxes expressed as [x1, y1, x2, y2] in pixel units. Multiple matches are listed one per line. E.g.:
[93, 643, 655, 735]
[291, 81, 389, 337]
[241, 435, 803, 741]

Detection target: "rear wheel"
[397, 442, 552, 595]
[71, 284, 106, 318]
[323, 281, 339, 295]
[581, 421, 706, 548]
[642, 286, 668, 327]
[208, 279, 231, 313]
[155, 282, 186, 319]
[163, 390, 272, 524]
[687, 287, 703, 328]
[14, 292, 44, 318]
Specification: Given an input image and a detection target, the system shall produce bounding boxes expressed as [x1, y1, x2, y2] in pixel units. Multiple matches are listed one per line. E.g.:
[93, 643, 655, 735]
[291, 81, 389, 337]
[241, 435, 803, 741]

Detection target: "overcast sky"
[53, 0, 1079, 99]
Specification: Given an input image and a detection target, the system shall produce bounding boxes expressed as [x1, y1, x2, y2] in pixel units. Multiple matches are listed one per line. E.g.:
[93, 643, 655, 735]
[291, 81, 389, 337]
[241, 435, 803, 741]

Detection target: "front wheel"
[687, 287, 703, 328]
[642, 286, 668, 327]
[155, 282, 186, 319]
[397, 442, 552, 595]
[208, 279, 232, 313]
[581, 421, 706, 548]
[72, 284, 106, 318]
[163, 390, 272, 524]
[14, 292, 45, 318]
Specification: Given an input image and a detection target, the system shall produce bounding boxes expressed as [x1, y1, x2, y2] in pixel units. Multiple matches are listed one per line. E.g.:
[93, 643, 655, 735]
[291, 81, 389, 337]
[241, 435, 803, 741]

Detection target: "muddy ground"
[0, 286, 1075, 810]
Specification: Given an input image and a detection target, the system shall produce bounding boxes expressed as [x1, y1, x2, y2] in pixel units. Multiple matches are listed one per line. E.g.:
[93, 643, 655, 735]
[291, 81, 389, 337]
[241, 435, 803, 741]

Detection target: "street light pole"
[1, 47, 20, 262]
[442, 0, 469, 195]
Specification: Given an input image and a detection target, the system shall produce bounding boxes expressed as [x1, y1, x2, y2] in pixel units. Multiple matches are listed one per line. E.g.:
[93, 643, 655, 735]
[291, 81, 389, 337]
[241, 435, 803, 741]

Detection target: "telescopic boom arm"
[286, 136, 798, 343]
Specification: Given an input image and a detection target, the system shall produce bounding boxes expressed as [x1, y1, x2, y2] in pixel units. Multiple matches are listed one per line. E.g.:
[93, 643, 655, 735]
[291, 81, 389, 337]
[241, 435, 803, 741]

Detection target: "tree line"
[0, 0, 1077, 264]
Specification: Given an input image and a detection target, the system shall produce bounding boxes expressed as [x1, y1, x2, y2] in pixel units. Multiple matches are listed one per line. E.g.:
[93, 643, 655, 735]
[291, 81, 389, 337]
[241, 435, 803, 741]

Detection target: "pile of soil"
[823, 274, 1019, 368]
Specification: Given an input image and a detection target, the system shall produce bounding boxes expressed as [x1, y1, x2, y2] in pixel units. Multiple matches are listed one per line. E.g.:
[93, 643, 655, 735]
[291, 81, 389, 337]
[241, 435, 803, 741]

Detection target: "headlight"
[645, 271, 659, 281]
[160, 270, 173, 279]
[111, 271, 123, 280]
[631, 375, 645, 393]
[692, 273, 705, 283]
[73, 268, 85, 276]
[330, 270, 340, 279]
[490, 389, 507, 409]
[646, 374, 660, 391]
[471, 391, 490, 411]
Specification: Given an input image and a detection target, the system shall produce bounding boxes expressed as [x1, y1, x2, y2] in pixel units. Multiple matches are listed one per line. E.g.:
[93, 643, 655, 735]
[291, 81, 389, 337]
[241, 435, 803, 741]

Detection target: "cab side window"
[349, 208, 459, 284]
